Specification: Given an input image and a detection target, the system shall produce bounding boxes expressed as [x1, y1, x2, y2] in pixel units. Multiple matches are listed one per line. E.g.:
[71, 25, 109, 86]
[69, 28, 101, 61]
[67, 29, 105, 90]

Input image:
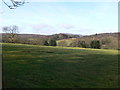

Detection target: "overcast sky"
[0, 0, 118, 35]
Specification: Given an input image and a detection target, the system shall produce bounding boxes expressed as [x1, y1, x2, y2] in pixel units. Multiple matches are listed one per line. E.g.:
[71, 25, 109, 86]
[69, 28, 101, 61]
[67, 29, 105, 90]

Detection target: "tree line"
[57, 39, 101, 49]
[2, 25, 57, 46]
[2, 25, 102, 49]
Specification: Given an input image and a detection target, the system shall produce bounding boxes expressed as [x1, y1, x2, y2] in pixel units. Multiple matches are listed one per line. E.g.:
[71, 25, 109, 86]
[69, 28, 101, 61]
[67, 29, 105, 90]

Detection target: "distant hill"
[1, 32, 119, 49]
[1, 33, 80, 39]
[1, 33, 80, 44]
[57, 32, 120, 50]
[61, 33, 83, 37]
[50, 33, 80, 40]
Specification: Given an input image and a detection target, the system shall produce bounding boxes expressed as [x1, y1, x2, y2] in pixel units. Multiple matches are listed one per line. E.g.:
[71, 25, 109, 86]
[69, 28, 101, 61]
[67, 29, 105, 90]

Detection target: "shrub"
[80, 41, 87, 48]
[49, 39, 57, 46]
[90, 40, 101, 49]
[44, 40, 49, 46]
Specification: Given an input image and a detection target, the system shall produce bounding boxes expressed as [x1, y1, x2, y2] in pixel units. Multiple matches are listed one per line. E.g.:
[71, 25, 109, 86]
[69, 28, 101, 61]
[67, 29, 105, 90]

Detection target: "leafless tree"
[2, 0, 27, 9]
[2, 25, 19, 43]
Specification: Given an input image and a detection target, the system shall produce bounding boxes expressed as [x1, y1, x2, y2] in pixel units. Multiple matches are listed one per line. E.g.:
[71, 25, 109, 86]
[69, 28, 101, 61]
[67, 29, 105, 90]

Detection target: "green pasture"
[2, 43, 119, 88]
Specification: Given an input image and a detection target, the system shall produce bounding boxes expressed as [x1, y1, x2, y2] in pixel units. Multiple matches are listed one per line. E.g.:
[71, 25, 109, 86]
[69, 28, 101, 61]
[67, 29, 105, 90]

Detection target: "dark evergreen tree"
[90, 40, 101, 49]
[49, 39, 57, 46]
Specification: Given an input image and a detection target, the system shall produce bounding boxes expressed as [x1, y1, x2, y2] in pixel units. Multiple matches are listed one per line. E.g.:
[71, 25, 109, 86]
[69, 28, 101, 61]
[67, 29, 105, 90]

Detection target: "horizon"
[1, 31, 119, 36]
[0, 1, 118, 35]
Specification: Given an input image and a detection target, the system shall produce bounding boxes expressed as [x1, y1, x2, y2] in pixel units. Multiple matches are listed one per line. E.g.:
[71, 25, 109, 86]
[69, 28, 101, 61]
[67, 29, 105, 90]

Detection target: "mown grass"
[2, 43, 119, 88]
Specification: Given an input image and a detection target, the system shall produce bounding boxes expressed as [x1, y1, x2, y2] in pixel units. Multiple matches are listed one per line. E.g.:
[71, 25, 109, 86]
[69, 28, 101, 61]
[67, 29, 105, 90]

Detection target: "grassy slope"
[2, 43, 119, 88]
[57, 33, 119, 49]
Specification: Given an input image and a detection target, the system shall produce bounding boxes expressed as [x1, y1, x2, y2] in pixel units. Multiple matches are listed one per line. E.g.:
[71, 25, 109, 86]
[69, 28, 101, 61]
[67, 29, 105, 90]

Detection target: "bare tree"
[2, 25, 19, 43]
[2, 0, 27, 9]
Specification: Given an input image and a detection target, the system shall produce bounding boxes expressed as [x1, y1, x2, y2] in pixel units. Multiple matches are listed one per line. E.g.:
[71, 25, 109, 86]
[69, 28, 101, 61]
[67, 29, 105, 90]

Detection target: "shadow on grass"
[2, 43, 119, 88]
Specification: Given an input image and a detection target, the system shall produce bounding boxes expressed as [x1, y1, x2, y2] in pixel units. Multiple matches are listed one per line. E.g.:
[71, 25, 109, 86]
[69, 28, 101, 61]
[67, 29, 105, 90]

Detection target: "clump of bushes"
[90, 40, 101, 49]
[48, 39, 57, 46]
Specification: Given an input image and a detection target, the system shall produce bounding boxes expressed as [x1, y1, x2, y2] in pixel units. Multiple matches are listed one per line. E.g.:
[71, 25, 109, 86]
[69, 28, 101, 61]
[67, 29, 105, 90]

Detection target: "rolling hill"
[57, 32, 120, 50]
[1, 32, 120, 49]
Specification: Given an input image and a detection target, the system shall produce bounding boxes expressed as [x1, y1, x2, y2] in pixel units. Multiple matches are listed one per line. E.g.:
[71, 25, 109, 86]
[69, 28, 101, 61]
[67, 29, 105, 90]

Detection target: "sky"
[0, 0, 118, 35]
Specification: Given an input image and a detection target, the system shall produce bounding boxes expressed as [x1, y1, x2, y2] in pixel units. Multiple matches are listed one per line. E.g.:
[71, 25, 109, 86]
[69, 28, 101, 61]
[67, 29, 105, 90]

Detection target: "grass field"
[2, 43, 119, 88]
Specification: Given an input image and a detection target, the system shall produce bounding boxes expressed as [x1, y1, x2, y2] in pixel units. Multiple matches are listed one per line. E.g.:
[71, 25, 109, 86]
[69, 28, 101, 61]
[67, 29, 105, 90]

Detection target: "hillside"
[1, 33, 80, 43]
[57, 32, 120, 50]
[1, 32, 119, 49]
